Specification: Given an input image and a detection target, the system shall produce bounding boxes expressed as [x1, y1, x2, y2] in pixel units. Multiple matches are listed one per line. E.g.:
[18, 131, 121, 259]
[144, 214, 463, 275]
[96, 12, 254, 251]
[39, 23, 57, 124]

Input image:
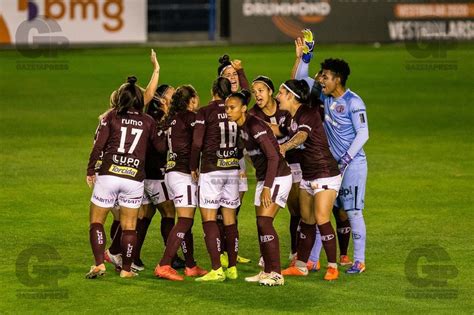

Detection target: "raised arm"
[143, 49, 160, 106]
[232, 60, 250, 90]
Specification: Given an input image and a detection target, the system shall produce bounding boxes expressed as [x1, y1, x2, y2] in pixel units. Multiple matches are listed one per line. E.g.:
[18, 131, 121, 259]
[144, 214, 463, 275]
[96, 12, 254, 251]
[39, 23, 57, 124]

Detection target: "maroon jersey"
[289, 105, 339, 180]
[145, 124, 168, 180]
[166, 110, 196, 174]
[249, 103, 300, 165]
[87, 109, 166, 182]
[240, 114, 291, 187]
[190, 100, 239, 173]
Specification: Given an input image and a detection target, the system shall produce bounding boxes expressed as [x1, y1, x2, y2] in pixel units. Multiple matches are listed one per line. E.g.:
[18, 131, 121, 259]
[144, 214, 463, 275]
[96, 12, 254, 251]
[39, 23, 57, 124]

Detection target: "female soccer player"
[218, 54, 250, 93]
[277, 79, 342, 281]
[225, 90, 292, 286]
[249, 75, 303, 264]
[86, 51, 165, 279]
[154, 85, 207, 281]
[189, 77, 239, 281]
[293, 34, 369, 274]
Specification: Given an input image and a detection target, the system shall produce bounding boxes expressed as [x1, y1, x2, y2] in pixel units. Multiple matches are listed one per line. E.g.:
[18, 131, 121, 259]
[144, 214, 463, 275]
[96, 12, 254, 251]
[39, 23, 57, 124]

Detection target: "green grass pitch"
[0, 43, 473, 313]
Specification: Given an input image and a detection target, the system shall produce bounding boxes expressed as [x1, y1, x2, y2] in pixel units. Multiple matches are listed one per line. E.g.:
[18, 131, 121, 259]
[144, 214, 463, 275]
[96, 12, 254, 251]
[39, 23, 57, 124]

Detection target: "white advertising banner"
[0, 0, 147, 44]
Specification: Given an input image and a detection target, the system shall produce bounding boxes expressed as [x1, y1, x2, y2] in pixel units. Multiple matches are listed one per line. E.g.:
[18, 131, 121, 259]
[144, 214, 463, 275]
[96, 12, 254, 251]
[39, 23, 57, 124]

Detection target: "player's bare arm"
[144, 49, 160, 105]
[280, 131, 308, 155]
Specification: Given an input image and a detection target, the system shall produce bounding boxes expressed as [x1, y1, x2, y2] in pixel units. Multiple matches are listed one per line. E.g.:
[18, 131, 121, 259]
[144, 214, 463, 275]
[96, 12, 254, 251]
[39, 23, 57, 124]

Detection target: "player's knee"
[346, 210, 363, 221]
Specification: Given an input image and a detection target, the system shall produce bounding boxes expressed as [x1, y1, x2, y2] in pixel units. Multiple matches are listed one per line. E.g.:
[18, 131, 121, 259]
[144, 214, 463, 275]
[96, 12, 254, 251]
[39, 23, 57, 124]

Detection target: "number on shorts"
[117, 127, 143, 154]
[218, 121, 237, 148]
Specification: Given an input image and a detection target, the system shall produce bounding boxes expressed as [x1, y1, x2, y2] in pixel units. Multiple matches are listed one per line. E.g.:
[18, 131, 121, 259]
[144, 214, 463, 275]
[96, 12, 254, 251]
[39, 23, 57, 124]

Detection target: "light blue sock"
[348, 211, 366, 263]
[309, 227, 322, 262]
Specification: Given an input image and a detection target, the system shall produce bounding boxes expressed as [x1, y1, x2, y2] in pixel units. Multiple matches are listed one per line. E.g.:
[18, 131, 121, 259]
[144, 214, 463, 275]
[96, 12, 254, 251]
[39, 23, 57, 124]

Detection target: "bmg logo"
[405, 244, 458, 299]
[16, 244, 69, 299]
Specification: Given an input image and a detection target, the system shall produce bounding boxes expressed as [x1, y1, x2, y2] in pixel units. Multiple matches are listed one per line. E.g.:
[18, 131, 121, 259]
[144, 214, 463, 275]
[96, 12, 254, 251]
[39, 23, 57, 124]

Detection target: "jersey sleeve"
[87, 114, 111, 176]
[347, 98, 369, 158]
[297, 109, 320, 135]
[190, 108, 206, 171]
[252, 122, 279, 188]
[237, 69, 250, 91]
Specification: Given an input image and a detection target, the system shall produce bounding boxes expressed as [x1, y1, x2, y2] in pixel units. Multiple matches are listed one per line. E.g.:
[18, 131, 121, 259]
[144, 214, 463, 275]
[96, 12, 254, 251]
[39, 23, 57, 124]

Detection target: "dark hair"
[212, 77, 232, 100]
[156, 84, 170, 98]
[282, 79, 310, 104]
[116, 76, 144, 114]
[226, 89, 251, 106]
[168, 85, 197, 120]
[252, 75, 274, 94]
[217, 54, 232, 76]
[320, 58, 350, 86]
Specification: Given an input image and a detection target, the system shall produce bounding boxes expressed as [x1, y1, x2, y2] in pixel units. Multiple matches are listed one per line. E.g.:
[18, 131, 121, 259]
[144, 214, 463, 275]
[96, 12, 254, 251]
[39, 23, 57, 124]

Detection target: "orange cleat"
[339, 255, 353, 266]
[184, 265, 208, 277]
[154, 264, 184, 281]
[282, 265, 308, 276]
[307, 260, 320, 271]
[324, 266, 339, 281]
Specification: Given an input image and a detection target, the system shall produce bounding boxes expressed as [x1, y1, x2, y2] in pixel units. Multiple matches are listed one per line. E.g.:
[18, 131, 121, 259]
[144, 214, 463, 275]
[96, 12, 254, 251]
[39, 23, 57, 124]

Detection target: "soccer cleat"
[132, 258, 145, 272]
[172, 256, 186, 270]
[236, 255, 251, 264]
[259, 272, 284, 286]
[85, 264, 106, 279]
[154, 264, 184, 281]
[339, 255, 353, 266]
[220, 252, 229, 268]
[307, 260, 320, 271]
[282, 265, 308, 276]
[184, 265, 208, 277]
[195, 267, 226, 282]
[104, 249, 122, 268]
[245, 271, 269, 283]
[120, 269, 138, 278]
[288, 254, 297, 267]
[324, 266, 339, 281]
[346, 261, 366, 274]
[225, 266, 238, 280]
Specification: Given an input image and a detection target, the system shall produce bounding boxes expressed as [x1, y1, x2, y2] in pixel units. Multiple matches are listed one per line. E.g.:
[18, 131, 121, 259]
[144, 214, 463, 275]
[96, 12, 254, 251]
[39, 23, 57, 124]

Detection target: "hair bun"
[219, 54, 230, 65]
[127, 76, 137, 85]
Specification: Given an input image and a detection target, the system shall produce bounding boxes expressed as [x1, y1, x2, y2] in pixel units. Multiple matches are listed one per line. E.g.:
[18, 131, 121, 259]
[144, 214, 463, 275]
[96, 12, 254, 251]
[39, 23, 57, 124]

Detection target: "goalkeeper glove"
[338, 152, 353, 176]
[301, 29, 315, 64]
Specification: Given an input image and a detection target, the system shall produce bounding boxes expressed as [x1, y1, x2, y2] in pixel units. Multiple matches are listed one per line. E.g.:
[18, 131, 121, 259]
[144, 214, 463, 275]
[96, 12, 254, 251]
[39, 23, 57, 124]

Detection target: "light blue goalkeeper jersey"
[295, 62, 369, 162]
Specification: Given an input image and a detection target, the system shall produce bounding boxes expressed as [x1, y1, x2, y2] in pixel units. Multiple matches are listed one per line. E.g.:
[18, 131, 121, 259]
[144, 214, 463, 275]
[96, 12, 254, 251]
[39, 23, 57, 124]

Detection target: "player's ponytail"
[212, 77, 232, 100]
[217, 54, 232, 76]
[116, 76, 144, 115]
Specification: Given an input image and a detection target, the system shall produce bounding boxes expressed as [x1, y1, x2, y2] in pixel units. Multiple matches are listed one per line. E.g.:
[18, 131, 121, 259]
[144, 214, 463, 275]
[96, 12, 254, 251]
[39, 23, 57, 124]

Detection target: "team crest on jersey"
[290, 120, 298, 132]
[335, 104, 345, 113]
[109, 164, 137, 177]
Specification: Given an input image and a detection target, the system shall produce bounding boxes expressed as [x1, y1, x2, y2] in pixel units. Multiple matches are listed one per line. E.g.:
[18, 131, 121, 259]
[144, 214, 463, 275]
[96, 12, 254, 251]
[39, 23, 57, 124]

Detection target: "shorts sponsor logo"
[92, 194, 115, 204]
[220, 198, 239, 207]
[166, 160, 176, 170]
[321, 234, 335, 241]
[109, 164, 137, 177]
[203, 198, 219, 205]
[260, 235, 275, 243]
[217, 158, 240, 168]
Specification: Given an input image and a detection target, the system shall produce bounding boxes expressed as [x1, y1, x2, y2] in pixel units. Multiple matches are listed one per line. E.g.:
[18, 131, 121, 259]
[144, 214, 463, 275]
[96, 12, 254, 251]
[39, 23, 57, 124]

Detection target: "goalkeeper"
[291, 29, 369, 274]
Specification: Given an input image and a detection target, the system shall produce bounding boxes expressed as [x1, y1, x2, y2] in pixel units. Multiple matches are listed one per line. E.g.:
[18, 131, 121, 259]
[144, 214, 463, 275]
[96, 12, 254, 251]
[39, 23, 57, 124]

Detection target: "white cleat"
[245, 271, 269, 283]
[259, 272, 284, 286]
[105, 249, 122, 268]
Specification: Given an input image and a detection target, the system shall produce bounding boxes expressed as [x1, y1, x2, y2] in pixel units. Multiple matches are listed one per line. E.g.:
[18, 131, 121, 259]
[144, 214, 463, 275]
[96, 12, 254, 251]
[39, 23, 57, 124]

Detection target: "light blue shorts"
[335, 160, 367, 211]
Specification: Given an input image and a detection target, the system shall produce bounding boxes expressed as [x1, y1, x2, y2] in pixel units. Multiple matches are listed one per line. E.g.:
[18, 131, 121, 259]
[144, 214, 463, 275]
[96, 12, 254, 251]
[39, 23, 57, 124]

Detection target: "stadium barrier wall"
[230, 0, 474, 43]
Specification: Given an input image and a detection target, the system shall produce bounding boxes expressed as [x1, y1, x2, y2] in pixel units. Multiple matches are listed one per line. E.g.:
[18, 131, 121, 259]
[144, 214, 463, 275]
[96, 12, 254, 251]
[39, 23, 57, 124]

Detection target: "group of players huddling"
[85, 30, 369, 286]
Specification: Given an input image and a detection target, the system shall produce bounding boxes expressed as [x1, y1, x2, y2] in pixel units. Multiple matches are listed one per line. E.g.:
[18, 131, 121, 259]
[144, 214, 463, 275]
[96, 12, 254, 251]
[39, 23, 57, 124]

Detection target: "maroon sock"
[257, 216, 281, 274]
[109, 222, 122, 255]
[256, 224, 269, 273]
[160, 217, 175, 245]
[135, 217, 152, 262]
[296, 222, 316, 263]
[224, 224, 239, 268]
[182, 228, 196, 268]
[290, 215, 300, 254]
[335, 218, 351, 256]
[89, 223, 106, 266]
[121, 230, 137, 272]
[159, 217, 193, 266]
[202, 221, 221, 270]
[318, 222, 337, 264]
[216, 210, 227, 253]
